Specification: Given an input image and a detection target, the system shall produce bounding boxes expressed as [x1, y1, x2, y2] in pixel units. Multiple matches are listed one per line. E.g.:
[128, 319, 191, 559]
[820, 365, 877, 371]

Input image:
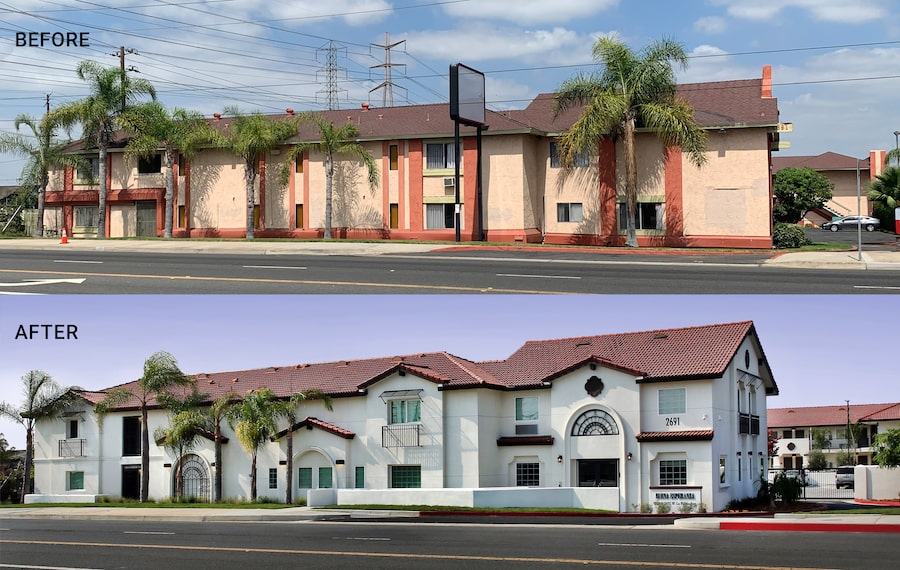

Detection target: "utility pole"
[846, 400, 853, 464]
[113, 46, 137, 111]
[370, 33, 406, 107]
[45, 92, 50, 115]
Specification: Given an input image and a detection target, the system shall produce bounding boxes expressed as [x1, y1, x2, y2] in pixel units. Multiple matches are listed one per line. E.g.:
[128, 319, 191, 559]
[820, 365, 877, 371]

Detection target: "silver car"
[822, 215, 881, 232]
[835, 466, 855, 489]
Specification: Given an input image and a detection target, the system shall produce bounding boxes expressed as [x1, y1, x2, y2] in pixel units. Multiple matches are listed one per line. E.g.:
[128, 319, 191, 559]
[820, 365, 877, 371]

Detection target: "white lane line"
[335, 537, 391, 541]
[0, 278, 86, 288]
[854, 285, 900, 290]
[496, 273, 581, 280]
[53, 259, 103, 264]
[243, 265, 308, 270]
[597, 542, 691, 548]
[123, 531, 176, 535]
[0, 564, 100, 570]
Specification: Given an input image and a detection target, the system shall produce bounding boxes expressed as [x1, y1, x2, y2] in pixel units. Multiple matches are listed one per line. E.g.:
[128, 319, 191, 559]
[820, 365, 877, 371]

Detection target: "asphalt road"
[1, 249, 898, 294]
[1, 518, 896, 569]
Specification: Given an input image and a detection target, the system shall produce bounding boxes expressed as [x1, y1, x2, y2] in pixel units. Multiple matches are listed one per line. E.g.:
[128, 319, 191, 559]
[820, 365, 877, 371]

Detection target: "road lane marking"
[0, 565, 103, 570]
[53, 260, 103, 264]
[243, 265, 308, 270]
[854, 285, 900, 290]
[497, 273, 581, 280]
[123, 531, 175, 535]
[0, 278, 86, 287]
[0, 269, 564, 294]
[598, 543, 691, 548]
[0, 539, 839, 569]
[335, 537, 391, 541]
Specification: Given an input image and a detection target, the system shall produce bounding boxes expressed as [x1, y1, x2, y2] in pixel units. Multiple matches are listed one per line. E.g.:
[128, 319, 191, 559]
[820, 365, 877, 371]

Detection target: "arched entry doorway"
[570, 409, 620, 487]
[177, 454, 211, 501]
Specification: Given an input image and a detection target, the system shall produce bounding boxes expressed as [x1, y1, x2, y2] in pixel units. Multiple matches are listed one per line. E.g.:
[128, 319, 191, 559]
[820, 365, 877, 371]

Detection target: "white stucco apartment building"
[31, 321, 778, 513]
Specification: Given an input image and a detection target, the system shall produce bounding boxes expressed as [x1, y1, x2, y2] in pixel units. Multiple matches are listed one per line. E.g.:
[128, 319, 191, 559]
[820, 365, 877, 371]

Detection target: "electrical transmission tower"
[370, 32, 406, 107]
[317, 40, 347, 111]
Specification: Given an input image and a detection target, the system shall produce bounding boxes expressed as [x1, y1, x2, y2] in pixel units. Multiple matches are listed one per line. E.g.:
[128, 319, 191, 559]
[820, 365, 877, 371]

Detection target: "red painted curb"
[855, 499, 900, 507]
[720, 521, 900, 533]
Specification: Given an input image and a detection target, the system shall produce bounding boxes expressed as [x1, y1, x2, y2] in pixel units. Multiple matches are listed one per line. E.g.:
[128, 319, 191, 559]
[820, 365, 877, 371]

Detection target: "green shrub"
[654, 502, 671, 514]
[678, 502, 695, 513]
[773, 222, 811, 249]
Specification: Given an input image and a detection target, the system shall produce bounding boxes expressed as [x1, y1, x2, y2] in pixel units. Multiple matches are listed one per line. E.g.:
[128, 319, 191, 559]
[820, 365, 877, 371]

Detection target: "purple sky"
[1, 295, 897, 450]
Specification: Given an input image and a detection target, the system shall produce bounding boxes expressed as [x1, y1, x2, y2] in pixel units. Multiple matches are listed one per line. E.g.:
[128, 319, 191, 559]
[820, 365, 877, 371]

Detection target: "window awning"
[379, 389, 423, 402]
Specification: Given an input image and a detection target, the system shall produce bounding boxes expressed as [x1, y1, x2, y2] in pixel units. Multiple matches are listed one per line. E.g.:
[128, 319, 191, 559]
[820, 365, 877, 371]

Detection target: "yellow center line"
[0, 268, 564, 294]
[0, 540, 836, 570]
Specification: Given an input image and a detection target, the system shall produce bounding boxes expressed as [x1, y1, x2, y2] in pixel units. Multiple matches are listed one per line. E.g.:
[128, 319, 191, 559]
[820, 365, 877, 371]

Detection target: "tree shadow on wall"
[329, 161, 388, 238]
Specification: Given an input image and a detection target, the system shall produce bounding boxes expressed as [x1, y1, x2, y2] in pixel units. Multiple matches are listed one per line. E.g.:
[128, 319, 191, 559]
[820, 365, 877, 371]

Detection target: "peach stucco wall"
[302, 141, 385, 230]
[189, 148, 250, 230]
[681, 129, 772, 238]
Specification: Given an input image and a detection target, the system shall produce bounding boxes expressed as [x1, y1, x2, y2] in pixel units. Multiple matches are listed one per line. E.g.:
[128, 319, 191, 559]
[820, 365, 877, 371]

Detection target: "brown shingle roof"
[89, 321, 773, 411]
[772, 152, 870, 173]
[769, 403, 900, 428]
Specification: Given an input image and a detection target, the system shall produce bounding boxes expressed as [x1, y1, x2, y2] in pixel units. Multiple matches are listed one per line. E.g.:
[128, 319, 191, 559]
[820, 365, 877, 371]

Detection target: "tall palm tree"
[212, 107, 302, 239]
[867, 166, 900, 230]
[554, 36, 708, 247]
[49, 60, 156, 238]
[0, 371, 81, 502]
[117, 102, 214, 238]
[94, 351, 193, 502]
[274, 389, 332, 504]
[154, 390, 206, 498]
[291, 117, 379, 239]
[0, 114, 83, 237]
[226, 388, 280, 501]
[199, 392, 236, 502]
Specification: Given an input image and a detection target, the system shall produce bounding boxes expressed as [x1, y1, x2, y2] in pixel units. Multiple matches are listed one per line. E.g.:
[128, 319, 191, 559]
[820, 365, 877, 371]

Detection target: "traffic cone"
[60, 228, 68, 244]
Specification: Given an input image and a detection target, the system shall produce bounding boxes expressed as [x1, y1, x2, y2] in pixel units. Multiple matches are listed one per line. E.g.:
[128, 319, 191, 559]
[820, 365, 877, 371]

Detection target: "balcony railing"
[382, 424, 421, 448]
[739, 413, 760, 436]
[59, 439, 86, 457]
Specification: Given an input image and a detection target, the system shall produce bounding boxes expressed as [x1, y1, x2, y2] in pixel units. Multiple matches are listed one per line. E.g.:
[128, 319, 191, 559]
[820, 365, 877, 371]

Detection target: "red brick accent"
[64, 166, 73, 191]
[382, 141, 390, 229]
[408, 140, 423, 232]
[761, 65, 772, 98]
[463, 136, 478, 240]
[398, 141, 406, 232]
[598, 138, 618, 245]
[664, 147, 684, 237]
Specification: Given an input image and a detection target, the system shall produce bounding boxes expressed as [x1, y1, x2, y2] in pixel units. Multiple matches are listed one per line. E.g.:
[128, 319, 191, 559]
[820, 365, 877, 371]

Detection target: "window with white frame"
[390, 465, 421, 488]
[618, 202, 663, 231]
[719, 456, 727, 485]
[557, 202, 583, 223]
[659, 459, 687, 486]
[318, 467, 333, 489]
[298, 467, 312, 489]
[268, 468, 278, 489]
[67, 419, 79, 439]
[515, 396, 538, 435]
[138, 154, 162, 174]
[516, 462, 540, 486]
[355, 466, 365, 489]
[425, 203, 455, 229]
[76, 157, 99, 181]
[658, 388, 685, 415]
[549, 141, 591, 168]
[67, 471, 84, 491]
[389, 399, 421, 424]
[425, 142, 456, 169]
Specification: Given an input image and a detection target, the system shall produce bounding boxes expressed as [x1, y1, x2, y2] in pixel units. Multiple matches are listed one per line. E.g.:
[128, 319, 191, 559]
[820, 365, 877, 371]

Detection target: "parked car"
[821, 215, 881, 232]
[835, 466, 855, 489]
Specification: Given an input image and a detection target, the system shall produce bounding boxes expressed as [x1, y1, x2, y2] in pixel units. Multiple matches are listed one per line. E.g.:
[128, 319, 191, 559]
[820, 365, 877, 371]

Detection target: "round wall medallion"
[585, 375, 604, 397]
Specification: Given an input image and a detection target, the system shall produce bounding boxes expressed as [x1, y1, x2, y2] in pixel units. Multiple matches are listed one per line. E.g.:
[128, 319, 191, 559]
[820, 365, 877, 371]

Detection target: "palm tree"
[49, 60, 156, 238]
[212, 107, 302, 239]
[154, 390, 206, 498]
[226, 388, 280, 501]
[117, 102, 214, 238]
[291, 117, 379, 239]
[554, 36, 708, 247]
[274, 389, 332, 504]
[0, 114, 83, 237]
[0, 371, 81, 502]
[867, 166, 900, 231]
[199, 392, 236, 502]
[94, 351, 193, 502]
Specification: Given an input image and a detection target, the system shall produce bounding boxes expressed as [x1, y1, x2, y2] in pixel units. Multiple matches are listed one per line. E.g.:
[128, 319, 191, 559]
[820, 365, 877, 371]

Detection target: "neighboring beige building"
[45, 67, 783, 248]
[772, 151, 888, 227]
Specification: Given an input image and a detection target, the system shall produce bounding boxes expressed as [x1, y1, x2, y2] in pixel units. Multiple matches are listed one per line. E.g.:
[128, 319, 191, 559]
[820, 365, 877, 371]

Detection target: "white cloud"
[442, 0, 620, 26]
[694, 16, 728, 34]
[711, 0, 889, 24]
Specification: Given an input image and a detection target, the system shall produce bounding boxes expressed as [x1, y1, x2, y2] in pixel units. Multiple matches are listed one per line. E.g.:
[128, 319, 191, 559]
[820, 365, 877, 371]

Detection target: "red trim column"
[598, 138, 617, 245]
[408, 140, 423, 232]
[382, 141, 390, 230]
[463, 136, 478, 240]
[664, 147, 684, 239]
[184, 158, 192, 237]
[258, 154, 266, 231]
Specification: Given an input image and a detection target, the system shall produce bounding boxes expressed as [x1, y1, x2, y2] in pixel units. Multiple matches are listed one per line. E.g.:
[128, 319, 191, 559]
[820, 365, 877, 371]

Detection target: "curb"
[718, 521, 900, 533]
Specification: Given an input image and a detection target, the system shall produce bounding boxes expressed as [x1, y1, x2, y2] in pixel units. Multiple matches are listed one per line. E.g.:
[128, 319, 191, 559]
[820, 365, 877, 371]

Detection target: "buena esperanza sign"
[652, 489, 701, 509]
[16, 32, 90, 47]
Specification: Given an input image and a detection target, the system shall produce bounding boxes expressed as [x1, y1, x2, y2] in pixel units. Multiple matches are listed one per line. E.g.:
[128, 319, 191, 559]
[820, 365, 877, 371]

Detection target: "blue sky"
[2, 295, 898, 450]
[1, 0, 899, 185]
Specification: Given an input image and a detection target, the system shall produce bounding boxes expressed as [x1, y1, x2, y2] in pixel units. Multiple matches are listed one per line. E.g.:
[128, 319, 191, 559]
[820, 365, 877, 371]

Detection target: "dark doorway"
[136, 201, 157, 237]
[577, 459, 618, 487]
[122, 465, 140, 500]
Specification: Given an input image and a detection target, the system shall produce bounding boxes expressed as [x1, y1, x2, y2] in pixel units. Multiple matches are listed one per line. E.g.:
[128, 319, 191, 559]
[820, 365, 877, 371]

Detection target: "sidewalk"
[2, 506, 897, 532]
[2, 237, 899, 270]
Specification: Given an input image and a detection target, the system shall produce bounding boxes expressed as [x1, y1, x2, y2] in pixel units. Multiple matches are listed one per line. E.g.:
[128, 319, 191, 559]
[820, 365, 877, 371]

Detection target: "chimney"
[286, 108, 294, 115]
[761, 65, 772, 98]
[361, 102, 370, 112]
[213, 112, 221, 121]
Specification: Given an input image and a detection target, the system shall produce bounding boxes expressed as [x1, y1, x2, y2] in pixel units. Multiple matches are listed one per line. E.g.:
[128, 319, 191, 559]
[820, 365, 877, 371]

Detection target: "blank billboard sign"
[450, 63, 485, 126]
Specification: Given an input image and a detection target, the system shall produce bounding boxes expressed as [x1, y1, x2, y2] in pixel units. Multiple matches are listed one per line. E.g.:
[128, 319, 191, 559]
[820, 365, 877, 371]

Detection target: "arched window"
[571, 409, 619, 436]
[179, 454, 210, 501]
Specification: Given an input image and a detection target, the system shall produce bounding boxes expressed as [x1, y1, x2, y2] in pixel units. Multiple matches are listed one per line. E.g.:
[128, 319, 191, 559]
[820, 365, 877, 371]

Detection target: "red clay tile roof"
[274, 416, 355, 440]
[88, 321, 773, 412]
[636, 430, 715, 442]
[772, 152, 871, 173]
[769, 403, 900, 428]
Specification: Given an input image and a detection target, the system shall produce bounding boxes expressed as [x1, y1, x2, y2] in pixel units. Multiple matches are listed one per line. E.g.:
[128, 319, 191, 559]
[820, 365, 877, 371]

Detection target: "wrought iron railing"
[59, 439, 86, 457]
[382, 424, 420, 447]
